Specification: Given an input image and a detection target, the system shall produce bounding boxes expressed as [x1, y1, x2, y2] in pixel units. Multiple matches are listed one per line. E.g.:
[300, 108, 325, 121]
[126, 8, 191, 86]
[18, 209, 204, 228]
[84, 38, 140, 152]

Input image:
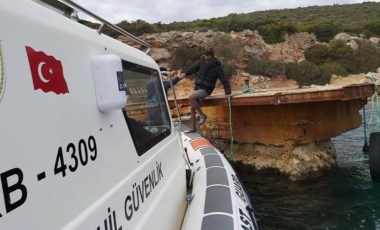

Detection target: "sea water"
[237, 103, 380, 230]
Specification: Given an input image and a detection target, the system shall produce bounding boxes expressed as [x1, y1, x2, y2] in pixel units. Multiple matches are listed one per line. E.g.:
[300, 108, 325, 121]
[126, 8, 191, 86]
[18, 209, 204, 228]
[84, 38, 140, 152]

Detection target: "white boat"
[0, 0, 258, 229]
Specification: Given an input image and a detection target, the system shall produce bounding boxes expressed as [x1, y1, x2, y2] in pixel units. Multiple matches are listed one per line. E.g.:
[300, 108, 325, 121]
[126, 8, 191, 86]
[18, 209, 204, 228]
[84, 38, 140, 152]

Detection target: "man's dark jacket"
[185, 56, 231, 95]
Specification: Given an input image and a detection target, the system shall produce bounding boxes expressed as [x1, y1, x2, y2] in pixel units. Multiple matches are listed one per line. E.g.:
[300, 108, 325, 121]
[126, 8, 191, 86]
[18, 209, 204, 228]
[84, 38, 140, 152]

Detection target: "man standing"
[181, 49, 231, 133]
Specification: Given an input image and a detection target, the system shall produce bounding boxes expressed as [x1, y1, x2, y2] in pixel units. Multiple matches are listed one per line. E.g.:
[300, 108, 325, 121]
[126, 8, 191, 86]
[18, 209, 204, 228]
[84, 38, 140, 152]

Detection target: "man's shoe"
[198, 114, 207, 125]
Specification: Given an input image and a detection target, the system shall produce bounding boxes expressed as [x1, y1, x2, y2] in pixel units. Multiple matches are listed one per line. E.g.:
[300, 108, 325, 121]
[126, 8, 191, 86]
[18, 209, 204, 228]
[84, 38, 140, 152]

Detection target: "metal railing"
[56, 0, 151, 54]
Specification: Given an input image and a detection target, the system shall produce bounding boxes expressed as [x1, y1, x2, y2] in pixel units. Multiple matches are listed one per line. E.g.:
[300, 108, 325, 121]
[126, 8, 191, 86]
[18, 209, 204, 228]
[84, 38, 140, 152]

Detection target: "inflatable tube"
[181, 132, 259, 230]
[369, 132, 380, 182]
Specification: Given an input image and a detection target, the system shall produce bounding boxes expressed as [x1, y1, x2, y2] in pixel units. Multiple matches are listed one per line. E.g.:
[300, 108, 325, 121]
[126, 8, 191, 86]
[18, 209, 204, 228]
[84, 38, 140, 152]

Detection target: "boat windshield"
[122, 60, 172, 156]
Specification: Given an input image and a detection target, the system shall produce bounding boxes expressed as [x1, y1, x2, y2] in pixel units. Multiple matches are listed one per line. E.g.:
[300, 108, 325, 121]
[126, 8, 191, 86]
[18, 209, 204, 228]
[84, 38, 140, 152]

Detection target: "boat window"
[122, 60, 171, 156]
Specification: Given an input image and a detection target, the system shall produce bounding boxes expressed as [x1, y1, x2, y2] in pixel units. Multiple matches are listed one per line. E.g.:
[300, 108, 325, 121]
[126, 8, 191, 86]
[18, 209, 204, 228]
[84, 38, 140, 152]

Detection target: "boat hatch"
[91, 54, 128, 112]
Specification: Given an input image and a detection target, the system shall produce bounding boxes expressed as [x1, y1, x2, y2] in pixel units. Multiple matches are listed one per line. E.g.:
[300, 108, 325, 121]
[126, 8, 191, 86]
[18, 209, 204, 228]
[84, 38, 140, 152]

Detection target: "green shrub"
[363, 20, 380, 37]
[171, 45, 205, 73]
[102, 20, 156, 38]
[119, 20, 155, 36]
[320, 62, 349, 77]
[334, 54, 360, 74]
[354, 40, 380, 73]
[223, 63, 237, 78]
[258, 21, 297, 44]
[245, 58, 285, 78]
[327, 39, 354, 60]
[297, 24, 314, 33]
[286, 61, 330, 86]
[305, 44, 328, 65]
[313, 22, 339, 42]
[324, 39, 380, 74]
[211, 33, 246, 62]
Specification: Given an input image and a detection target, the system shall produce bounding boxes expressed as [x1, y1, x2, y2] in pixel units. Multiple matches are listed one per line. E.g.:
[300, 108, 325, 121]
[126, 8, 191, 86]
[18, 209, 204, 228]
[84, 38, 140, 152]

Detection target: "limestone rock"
[334, 32, 352, 41]
[347, 40, 359, 50]
[150, 47, 171, 63]
[225, 139, 337, 181]
[138, 30, 317, 65]
[370, 37, 380, 44]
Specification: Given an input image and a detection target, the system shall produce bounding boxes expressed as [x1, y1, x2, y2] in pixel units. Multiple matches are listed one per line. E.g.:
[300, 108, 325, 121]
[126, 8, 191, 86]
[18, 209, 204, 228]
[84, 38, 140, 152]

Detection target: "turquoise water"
[235, 104, 380, 230]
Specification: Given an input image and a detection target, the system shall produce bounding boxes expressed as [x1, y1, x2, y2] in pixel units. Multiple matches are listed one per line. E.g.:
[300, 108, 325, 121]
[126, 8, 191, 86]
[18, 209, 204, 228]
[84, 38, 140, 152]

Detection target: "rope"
[362, 105, 369, 153]
[363, 75, 380, 152]
[228, 94, 234, 159]
[366, 76, 380, 130]
[227, 83, 255, 159]
[242, 82, 256, 93]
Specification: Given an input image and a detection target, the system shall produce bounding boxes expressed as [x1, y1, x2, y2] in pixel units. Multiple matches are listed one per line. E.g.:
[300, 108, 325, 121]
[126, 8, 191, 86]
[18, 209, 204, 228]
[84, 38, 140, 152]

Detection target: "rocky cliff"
[131, 30, 317, 67]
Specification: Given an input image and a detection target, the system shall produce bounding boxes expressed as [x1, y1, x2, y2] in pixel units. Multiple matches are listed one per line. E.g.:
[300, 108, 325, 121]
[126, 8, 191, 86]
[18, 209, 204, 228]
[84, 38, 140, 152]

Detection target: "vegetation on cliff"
[169, 33, 379, 86]
[306, 39, 380, 75]
[81, 2, 380, 86]
[83, 2, 380, 44]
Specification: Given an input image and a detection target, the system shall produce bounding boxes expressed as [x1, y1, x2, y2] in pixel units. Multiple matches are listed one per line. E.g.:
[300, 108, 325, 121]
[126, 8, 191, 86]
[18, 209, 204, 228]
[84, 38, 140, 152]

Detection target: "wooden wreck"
[170, 83, 374, 145]
[168, 83, 375, 180]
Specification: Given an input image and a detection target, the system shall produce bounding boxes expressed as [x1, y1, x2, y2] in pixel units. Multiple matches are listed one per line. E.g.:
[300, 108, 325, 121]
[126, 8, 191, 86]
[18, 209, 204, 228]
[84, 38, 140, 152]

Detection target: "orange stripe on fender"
[190, 138, 213, 150]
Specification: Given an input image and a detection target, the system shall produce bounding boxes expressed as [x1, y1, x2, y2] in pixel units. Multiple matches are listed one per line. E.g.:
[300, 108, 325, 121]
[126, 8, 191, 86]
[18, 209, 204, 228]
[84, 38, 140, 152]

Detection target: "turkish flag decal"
[25, 46, 69, 94]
